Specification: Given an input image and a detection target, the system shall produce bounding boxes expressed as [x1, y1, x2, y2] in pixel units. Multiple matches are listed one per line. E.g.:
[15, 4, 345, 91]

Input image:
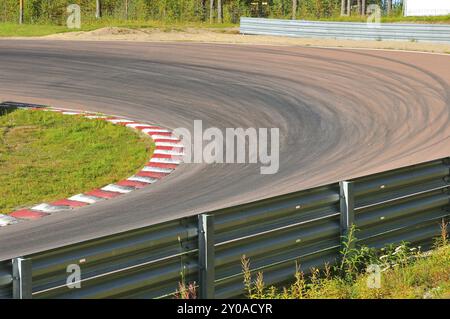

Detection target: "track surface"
[0, 40, 449, 260]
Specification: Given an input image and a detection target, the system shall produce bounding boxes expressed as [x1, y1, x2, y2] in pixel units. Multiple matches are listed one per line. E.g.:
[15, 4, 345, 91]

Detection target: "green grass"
[0, 108, 154, 214]
[349, 245, 450, 298]
[77, 18, 236, 31]
[0, 23, 72, 37]
[243, 224, 450, 299]
[0, 20, 235, 37]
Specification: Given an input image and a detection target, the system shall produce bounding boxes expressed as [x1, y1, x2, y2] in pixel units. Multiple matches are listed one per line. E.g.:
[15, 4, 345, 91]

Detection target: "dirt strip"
[12, 27, 450, 54]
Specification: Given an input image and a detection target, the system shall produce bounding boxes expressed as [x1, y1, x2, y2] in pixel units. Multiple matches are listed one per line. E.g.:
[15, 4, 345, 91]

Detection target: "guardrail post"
[198, 214, 215, 299]
[339, 181, 355, 249]
[12, 257, 32, 299]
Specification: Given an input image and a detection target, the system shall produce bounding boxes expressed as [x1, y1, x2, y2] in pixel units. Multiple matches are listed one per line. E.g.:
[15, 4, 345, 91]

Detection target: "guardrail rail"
[240, 17, 450, 43]
[0, 261, 12, 299]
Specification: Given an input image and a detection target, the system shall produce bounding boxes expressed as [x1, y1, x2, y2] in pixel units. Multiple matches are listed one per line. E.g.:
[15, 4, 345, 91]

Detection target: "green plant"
[434, 218, 449, 248]
[175, 280, 197, 299]
[175, 235, 198, 299]
[241, 226, 450, 299]
[241, 254, 253, 297]
[290, 262, 307, 299]
[378, 242, 419, 270]
[336, 224, 377, 282]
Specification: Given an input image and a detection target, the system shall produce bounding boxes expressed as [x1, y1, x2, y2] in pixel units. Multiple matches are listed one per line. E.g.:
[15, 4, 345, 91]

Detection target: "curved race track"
[0, 40, 449, 259]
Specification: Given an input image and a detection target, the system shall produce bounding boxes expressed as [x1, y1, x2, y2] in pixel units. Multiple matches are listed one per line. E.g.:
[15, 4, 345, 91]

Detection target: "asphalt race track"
[0, 40, 449, 260]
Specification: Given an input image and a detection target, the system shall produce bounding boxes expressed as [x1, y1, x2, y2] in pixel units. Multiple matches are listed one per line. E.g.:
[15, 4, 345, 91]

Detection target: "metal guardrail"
[0, 261, 12, 299]
[214, 184, 341, 298]
[354, 159, 450, 249]
[0, 157, 449, 299]
[14, 218, 199, 299]
[240, 17, 450, 43]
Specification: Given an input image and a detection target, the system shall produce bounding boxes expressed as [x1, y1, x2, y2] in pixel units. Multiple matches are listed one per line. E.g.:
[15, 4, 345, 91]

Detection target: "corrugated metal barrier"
[0, 157, 449, 299]
[0, 261, 12, 299]
[240, 17, 450, 43]
[31, 217, 199, 299]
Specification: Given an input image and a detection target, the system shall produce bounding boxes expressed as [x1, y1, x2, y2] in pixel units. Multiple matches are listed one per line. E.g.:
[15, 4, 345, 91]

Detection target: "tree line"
[1, 0, 402, 24]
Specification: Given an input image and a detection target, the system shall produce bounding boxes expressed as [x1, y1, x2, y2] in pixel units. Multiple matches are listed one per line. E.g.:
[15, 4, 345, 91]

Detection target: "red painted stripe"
[85, 189, 121, 199]
[10, 209, 49, 220]
[154, 138, 181, 143]
[146, 131, 172, 136]
[136, 126, 160, 130]
[51, 199, 88, 208]
[136, 171, 167, 179]
[146, 162, 178, 169]
[116, 180, 148, 188]
[152, 153, 176, 159]
[155, 146, 183, 152]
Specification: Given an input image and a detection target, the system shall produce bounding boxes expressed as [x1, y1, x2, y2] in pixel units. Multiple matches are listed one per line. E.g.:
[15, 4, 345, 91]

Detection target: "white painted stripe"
[62, 111, 83, 115]
[101, 184, 133, 194]
[153, 149, 184, 156]
[142, 166, 174, 173]
[48, 107, 76, 112]
[128, 175, 158, 184]
[31, 203, 71, 213]
[106, 119, 133, 124]
[68, 194, 102, 204]
[141, 128, 171, 134]
[155, 141, 185, 147]
[150, 158, 182, 165]
[149, 134, 179, 140]
[0, 214, 18, 227]
[126, 123, 155, 129]
[84, 115, 107, 119]
[31, 204, 53, 212]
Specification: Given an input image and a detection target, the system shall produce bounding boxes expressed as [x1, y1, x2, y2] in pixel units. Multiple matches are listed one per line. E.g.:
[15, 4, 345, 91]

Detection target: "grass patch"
[0, 108, 154, 214]
[242, 223, 450, 299]
[0, 20, 235, 37]
[64, 18, 235, 31]
[0, 23, 72, 37]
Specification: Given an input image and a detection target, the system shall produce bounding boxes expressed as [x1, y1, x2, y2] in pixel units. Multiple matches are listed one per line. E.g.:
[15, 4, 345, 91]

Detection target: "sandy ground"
[26, 26, 450, 54]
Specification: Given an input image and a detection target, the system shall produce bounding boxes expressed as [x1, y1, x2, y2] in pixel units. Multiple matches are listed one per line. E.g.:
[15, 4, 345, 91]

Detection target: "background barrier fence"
[0, 157, 449, 299]
[240, 17, 450, 43]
